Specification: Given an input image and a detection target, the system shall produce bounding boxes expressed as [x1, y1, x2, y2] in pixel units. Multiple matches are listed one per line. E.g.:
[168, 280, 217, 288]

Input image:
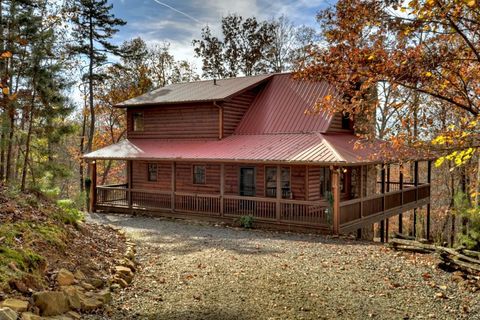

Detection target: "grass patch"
[0, 246, 44, 271]
[0, 222, 66, 250]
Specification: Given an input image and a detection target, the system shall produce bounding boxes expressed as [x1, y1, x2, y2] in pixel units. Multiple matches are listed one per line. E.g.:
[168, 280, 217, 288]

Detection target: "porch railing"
[340, 183, 430, 231]
[95, 182, 429, 232]
[95, 186, 329, 227]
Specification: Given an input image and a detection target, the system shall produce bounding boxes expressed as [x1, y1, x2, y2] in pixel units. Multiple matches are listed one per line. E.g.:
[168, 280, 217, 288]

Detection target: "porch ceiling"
[83, 133, 387, 165]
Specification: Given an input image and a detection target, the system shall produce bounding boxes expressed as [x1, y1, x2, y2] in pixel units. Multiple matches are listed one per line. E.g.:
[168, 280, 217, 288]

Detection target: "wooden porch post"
[171, 162, 176, 211]
[220, 163, 225, 216]
[426, 160, 432, 240]
[89, 161, 97, 213]
[380, 164, 386, 243]
[399, 164, 404, 234]
[332, 167, 340, 235]
[413, 160, 419, 237]
[127, 160, 133, 210]
[385, 218, 389, 243]
[357, 165, 364, 239]
[276, 165, 281, 221]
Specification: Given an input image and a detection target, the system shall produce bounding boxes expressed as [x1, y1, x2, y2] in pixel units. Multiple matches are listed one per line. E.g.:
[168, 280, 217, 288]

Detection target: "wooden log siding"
[126, 104, 219, 139]
[175, 163, 221, 194]
[307, 167, 321, 201]
[222, 89, 257, 136]
[131, 161, 171, 190]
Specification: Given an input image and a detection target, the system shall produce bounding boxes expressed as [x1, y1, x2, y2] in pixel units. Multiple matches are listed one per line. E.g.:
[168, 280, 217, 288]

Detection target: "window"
[148, 163, 157, 181]
[320, 167, 331, 198]
[132, 112, 144, 131]
[265, 167, 291, 198]
[265, 167, 276, 197]
[341, 112, 351, 130]
[193, 165, 206, 184]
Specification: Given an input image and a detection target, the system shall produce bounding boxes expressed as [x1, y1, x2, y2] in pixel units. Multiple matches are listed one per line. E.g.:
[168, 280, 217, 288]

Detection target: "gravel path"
[87, 213, 479, 320]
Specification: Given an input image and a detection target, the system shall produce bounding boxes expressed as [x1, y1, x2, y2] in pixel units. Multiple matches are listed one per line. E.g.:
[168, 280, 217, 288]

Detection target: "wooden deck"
[94, 182, 430, 234]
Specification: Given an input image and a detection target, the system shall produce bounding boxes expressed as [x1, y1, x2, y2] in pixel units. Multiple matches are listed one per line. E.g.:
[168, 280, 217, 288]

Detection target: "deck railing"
[95, 182, 429, 232]
[340, 183, 430, 232]
[95, 186, 329, 227]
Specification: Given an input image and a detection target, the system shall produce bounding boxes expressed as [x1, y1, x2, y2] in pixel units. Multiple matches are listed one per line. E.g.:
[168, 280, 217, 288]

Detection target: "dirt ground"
[87, 213, 479, 320]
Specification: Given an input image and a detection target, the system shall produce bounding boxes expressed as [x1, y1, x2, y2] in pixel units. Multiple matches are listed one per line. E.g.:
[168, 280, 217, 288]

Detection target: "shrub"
[56, 199, 84, 227]
[239, 215, 254, 229]
[454, 192, 480, 250]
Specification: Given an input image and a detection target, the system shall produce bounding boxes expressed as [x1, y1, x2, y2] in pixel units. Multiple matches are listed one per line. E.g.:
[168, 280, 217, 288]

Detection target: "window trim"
[147, 162, 158, 182]
[264, 166, 292, 199]
[238, 166, 256, 197]
[192, 164, 206, 185]
[132, 112, 144, 132]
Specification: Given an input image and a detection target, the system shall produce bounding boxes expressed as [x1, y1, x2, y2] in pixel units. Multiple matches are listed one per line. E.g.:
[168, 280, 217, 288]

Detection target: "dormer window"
[341, 112, 351, 130]
[133, 112, 144, 131]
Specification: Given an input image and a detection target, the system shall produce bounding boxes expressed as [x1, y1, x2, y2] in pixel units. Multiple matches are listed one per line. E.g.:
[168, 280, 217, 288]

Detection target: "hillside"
[0, 187, 128, 319]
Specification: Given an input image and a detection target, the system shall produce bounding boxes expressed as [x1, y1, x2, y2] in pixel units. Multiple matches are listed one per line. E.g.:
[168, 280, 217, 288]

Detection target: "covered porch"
[88, 159, 431, 238]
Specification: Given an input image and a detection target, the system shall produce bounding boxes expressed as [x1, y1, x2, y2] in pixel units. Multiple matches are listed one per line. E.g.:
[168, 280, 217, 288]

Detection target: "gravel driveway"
[87, 213, 479, 320]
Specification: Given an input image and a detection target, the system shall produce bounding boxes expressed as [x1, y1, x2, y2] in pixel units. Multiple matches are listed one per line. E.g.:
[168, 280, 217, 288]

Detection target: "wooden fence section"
[339, 183, 431, 233]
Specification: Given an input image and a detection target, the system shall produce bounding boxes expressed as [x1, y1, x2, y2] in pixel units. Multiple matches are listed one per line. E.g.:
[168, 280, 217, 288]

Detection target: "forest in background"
[0, 0, 479, 249]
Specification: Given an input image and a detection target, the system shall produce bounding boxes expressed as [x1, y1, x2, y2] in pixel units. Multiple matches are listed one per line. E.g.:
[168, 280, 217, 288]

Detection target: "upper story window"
[148, 163, 157, 181]
[265, 166, 291, 198]
[193, 165, 206, 184]
[132, 112, 144, 131]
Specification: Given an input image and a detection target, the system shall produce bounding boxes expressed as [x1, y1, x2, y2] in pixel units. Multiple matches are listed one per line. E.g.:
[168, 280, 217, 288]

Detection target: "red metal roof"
[83, 133, 383, 164]
[235, 74, 335, 134]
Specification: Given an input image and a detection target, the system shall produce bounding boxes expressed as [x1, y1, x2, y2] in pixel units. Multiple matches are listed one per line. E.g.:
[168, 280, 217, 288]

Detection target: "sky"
[110, 0, 331, 68]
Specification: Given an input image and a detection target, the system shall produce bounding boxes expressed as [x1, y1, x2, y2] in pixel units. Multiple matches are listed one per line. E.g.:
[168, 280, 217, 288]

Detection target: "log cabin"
[83, 73, 431, 239]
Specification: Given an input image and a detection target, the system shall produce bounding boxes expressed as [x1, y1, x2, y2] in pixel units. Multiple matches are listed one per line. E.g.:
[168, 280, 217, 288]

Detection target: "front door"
[239, 167, 255, 196]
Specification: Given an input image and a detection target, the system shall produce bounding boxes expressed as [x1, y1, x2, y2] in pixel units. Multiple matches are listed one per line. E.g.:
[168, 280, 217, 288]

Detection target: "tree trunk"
[21, 90, 35, 191]
[5, 107, 14, 183]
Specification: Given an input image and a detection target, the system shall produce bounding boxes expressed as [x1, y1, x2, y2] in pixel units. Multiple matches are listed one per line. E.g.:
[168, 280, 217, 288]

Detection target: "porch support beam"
[380, 164, 386, 243]
[89, 161, 97, 213]
[127, 160, 132, 210]
[413, 160, 419, 237]
[426, 160, 432, 240]
[276, 165, 281, 221]
[399, 164, 404, 234]
[171, 162, 176, 211]
[332, 167, 340, 235]
[220, 163, 225, 216]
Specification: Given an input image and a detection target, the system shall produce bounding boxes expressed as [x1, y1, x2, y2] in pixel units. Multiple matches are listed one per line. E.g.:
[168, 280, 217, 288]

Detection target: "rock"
[0, 307, 17, 320]
[60, 286, 81, 310]
[79, 297, 103, 312]
[124, 249, 135, 260]
[111, 277, 128, 288]
[110, 284, 121, 292]
[32, 291, 70, 316]
[117, 259, 136, 272]
[56, 269, 75, 286]
[114, 266, 133, 283]
[8, 279, 29, 294]
[79, 282, 95, 291]
[65, 311, 81, 319]
[0, 298, 29, 312]
[20, 312, 42, 320]
[73, 270, 85, 281]
[95, 289, 112, 304]
[87, 278, 104, 289]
